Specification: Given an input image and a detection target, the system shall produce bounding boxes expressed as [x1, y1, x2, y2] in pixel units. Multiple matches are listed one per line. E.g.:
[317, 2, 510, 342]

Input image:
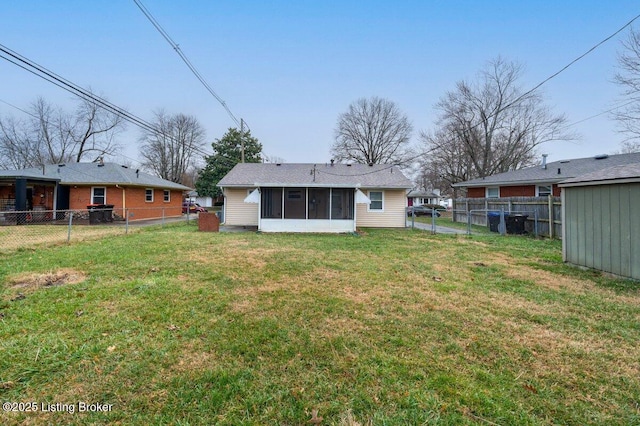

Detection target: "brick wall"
[68, 185, 184, 220]
[467, 187, 485, 198]
[499, 185, 535, 197]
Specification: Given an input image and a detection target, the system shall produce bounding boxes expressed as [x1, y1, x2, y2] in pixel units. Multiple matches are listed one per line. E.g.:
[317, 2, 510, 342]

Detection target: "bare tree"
[139, 111, 206, 184]
[0, 96, 124, 169]
[420, 58, 572, 187]
[331, 97, 413, 164]
[612, 140, 640, 154]
[0, 115, 38, 169]
[71, 97, 124, 162]
[614, 27, 640, 140]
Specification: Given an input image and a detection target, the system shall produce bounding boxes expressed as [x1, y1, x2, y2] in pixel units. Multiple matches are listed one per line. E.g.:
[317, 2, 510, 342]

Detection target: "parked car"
[407, 205, 441, 217]
[182, 202, 207, 214]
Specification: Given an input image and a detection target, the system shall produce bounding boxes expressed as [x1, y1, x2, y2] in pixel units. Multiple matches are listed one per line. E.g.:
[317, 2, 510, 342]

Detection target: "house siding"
[563, 182, 640, 280]
[356, 189, 406, 228]
[224, 188, 258, 226]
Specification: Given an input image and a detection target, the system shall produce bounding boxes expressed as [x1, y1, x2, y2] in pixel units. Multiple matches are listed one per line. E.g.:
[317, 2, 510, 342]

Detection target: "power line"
[0, 43, 226, 163]
[132, 0, 246, 130]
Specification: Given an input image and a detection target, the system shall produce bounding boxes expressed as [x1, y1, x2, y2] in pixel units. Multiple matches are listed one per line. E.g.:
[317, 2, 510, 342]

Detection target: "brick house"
[0, 162, 191, 221]
[452, 152, 640, 198]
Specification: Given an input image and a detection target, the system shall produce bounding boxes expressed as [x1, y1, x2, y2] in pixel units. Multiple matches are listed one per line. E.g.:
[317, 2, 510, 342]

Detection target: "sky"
[1, 1, 639, 170]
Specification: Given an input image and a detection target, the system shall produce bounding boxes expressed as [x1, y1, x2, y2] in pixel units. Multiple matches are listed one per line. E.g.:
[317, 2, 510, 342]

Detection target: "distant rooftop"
[453, 152, 640, 187]
[560, 162, 640, 186]
[0, 162, 192, 191]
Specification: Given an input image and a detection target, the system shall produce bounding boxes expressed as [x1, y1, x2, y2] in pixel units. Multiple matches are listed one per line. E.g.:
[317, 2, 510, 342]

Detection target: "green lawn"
[0, 224, 638, 425]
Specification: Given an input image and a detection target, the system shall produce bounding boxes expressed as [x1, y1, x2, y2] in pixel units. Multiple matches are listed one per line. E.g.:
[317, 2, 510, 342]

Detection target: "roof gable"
[218, 163, 412, 189]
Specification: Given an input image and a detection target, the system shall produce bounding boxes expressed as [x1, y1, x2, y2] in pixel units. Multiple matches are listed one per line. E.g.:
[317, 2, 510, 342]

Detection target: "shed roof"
[453, 152, 640, 187]
[559, 162, 640, 187]
[218, 163, 412, 189]
[0, 162, 191, 191]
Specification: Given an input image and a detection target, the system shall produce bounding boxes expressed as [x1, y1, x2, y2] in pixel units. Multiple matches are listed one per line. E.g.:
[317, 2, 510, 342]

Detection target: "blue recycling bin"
[487, 212, 507, 232]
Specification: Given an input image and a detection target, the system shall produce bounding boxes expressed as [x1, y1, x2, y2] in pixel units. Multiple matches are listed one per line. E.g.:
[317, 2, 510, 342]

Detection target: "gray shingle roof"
[0, 162, 191, 191]
[560, 162, 640, 186]
[453, 152, 640, 187]
[218, 163, 412, 189]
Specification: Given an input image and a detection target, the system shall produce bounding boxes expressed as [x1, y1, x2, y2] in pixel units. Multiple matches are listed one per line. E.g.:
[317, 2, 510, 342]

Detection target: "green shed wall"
[563, 182, 640, 280]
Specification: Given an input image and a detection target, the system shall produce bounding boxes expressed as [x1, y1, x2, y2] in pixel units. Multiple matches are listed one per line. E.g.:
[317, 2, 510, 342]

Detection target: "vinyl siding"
[224, 188, 258, 226]
[356, 189, 406, 228]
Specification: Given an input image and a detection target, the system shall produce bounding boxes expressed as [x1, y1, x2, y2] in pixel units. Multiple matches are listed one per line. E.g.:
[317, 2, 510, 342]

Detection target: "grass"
[0, 223, 638, 425]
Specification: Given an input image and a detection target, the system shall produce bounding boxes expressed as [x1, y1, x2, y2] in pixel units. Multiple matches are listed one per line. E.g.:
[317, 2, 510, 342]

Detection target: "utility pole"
[240, 118, 245, 163]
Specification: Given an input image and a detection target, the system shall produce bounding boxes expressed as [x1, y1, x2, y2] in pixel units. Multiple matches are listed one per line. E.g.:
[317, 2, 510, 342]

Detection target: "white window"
[163, 190, 170, 202]
[486, 187, 499, 198]
[145, 188, 154, 202]
[91, 187, 106, 204]
[368, 191, 383, 211]
[536, 185, 552, 197]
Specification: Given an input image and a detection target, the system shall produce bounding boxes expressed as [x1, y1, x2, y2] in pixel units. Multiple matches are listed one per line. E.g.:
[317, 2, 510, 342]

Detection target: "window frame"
[368, 190, 384, 212]
[163, 189, 171, 202]
[486, 187, 500, 198]
[145, 188, 154, 203]
[536, 185, 552, 197]
[91, 187, 106, 205]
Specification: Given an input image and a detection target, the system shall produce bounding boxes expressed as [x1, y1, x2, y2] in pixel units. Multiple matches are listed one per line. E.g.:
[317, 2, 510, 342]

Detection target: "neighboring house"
[560, 163, 640, 280]
[186, 190, 214, 208]
[407, 190, 442, 207]
[453, 152, 640, 198]
[0, 162, 191, 221]
[218, 162, 412, 232]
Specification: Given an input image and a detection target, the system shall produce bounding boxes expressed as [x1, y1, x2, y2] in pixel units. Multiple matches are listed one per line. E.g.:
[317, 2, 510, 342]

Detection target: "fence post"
[162, 208, 165, 227]
[411, 209, 414, 229]
[431, 208, 436, 234]
[467, 211, 471, 235]
[125, 208, 129, 234]
[548, 195, 554, 239]
[67, 211, 73, 242]
[534, 209, 539, 237]
[499, 208, 506, 235]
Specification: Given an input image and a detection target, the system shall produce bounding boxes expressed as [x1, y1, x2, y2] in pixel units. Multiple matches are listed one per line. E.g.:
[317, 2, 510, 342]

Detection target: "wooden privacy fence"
[452, 196, 562, 238]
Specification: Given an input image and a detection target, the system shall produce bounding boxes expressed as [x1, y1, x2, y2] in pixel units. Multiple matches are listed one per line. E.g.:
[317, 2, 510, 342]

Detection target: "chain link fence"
[0, 207, 201, 253]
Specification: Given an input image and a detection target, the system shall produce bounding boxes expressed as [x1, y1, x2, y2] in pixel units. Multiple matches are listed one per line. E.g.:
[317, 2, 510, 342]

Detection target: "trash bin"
[506, 214, 528, 234]
[487, 212, 506, 232]
[88, 204, 102, 224]
[102, 204, 114, 223]
[87, 204, 114, 224]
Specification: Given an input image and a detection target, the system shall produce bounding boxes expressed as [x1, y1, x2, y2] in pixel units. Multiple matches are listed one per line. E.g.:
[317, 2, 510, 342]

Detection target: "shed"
[559, 163, 640, 280]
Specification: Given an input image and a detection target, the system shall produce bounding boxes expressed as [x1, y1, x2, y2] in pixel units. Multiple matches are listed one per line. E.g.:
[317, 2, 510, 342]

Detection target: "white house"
[217, 163, 412, 233]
